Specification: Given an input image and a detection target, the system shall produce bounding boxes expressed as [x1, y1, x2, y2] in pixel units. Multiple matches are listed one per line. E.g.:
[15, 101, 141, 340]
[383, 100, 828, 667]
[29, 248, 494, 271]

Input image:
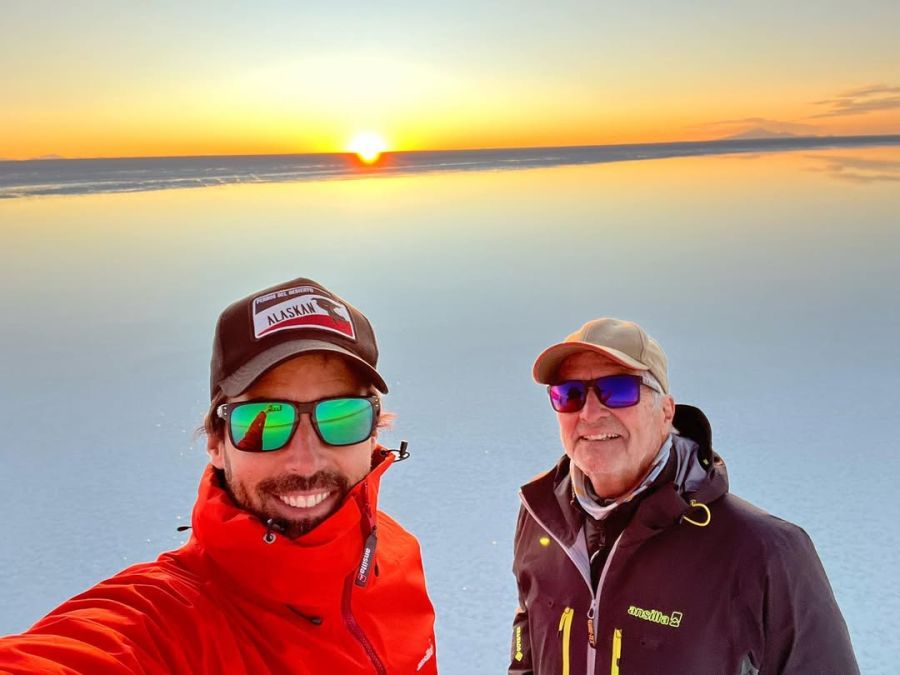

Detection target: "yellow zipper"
[558, 607, 574, 675]
[610, 627, 622, 675]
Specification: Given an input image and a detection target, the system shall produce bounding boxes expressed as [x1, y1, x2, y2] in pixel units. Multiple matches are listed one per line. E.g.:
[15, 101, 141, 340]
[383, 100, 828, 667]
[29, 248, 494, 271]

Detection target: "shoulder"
[520, 456, 568, 495]
[376, 510, 426, 561]
[714, 494, 809, 538]
[711, 493, 819, 565]
[376, 510, 417, 538]
[711, 499, 858, 672]
[517, 456, 574, 526]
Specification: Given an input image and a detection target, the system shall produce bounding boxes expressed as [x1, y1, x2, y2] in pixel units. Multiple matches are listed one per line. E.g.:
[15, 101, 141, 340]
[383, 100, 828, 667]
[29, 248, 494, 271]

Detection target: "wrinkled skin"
[555, 351, 674, 498]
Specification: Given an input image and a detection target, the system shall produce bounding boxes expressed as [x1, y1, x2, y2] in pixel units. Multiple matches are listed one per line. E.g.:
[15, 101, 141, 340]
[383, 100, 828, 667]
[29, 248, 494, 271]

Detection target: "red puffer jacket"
[0, 452, 437, 674]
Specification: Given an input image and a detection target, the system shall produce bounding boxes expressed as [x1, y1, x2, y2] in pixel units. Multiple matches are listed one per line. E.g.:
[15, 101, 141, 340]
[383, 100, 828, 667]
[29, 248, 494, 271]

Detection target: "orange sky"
[2, 2, 898, 160]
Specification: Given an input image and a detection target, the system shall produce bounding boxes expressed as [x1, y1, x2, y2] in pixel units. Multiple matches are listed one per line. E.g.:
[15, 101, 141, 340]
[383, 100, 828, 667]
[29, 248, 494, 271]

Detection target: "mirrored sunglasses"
[216, 396, 379, 451]
[547, 374, 661, 413]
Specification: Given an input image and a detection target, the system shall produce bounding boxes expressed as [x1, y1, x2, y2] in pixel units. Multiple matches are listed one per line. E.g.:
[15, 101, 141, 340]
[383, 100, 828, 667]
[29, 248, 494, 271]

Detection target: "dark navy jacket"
[510, 405, 858, 674]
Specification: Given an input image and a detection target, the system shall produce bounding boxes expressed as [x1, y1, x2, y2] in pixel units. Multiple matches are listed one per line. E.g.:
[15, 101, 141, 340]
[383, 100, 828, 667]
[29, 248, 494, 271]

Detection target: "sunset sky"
[2, 0, 899, 160]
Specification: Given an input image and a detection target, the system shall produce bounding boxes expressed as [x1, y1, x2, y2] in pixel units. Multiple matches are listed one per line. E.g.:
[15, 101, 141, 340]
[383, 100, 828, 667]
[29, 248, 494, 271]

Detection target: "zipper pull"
[355, 527, 377, 587]
[586, 606, 596, 647]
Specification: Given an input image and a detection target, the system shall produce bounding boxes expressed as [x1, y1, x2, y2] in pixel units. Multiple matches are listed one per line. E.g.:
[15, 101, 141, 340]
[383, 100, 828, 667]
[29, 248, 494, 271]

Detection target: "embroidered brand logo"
[627, 605, 683, 628]
[357, 546, 372, 582]
[514, 626, 524, 662]
[252, 285, 356, 341]
[416, 640, 435, 671]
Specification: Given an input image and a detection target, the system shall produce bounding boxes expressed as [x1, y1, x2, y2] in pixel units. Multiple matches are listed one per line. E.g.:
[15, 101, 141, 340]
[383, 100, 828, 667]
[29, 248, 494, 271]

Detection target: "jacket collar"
[186, 450, 394, 608]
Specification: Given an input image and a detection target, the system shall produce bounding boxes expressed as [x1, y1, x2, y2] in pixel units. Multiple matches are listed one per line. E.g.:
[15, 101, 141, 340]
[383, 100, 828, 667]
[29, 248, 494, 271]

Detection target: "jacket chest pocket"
[530, 601, 588, 675]
[610, 625, 670, 674]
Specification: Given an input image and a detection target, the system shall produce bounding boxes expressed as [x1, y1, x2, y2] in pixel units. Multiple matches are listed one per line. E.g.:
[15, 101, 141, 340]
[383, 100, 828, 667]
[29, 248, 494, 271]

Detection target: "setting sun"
[347, 131, 388, 164]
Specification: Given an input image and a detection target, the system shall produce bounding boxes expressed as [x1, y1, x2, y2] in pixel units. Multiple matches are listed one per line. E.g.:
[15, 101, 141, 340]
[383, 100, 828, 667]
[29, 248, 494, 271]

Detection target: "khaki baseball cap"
[532, 318, 669, 393]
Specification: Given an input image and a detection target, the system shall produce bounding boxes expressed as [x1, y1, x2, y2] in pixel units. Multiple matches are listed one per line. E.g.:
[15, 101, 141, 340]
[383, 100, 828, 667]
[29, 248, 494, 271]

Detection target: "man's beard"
[221, 465, 351, 538]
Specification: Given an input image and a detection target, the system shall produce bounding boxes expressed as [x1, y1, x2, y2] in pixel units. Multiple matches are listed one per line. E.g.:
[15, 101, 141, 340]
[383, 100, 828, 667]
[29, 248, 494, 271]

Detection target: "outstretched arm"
[0, 565, 198, 675]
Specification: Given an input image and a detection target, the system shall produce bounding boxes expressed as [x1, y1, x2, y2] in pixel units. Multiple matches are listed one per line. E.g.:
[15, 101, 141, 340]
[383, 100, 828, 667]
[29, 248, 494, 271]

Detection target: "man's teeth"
[278, 492, 330, 508]
[582, 433, 621, 441]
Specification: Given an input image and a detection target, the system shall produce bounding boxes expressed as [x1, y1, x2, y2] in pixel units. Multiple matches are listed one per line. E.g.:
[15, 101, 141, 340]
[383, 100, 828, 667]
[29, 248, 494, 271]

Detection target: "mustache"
[257, 471, 349, 494]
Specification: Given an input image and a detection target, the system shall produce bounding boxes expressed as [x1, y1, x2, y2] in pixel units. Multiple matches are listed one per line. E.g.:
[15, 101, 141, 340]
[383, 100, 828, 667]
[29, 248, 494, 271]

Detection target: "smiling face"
[555, 351, 675, 499]
[207, 353, 377, 537]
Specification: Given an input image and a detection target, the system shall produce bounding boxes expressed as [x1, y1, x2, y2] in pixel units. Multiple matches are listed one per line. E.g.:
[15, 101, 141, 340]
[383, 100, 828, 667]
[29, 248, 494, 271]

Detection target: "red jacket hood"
[187, 449, 395, 608]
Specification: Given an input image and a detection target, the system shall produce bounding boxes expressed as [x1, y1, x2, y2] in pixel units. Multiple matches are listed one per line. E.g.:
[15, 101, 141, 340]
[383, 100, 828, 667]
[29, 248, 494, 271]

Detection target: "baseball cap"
[532, 318, 669, 393]
[210, 277, 387, 398]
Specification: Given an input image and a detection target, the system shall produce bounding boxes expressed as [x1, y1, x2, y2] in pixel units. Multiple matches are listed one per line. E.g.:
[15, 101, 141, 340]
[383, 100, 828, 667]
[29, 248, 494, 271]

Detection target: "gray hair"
[640, 372, 667, 409]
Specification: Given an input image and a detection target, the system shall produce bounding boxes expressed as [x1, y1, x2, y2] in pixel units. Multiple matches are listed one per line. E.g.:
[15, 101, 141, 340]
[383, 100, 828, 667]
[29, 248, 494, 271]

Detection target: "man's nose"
[281, 415, 326, 473]
[580, 387, 612, 419]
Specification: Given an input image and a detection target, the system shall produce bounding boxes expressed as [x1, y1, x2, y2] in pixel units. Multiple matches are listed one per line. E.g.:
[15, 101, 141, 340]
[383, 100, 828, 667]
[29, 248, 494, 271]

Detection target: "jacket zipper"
[341, 482, 386, 675]
[520, 495, 600, 674]
[342, 574, 387, 675]
[587, 533, 624, 675]
[521, 495, 630, 675]
[610, 628, 622, 675]
[558, 607, 574, 675]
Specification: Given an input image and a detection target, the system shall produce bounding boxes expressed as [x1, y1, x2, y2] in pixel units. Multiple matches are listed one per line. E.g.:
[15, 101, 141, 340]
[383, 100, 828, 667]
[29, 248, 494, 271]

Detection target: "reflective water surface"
[1, 146, 898, 673]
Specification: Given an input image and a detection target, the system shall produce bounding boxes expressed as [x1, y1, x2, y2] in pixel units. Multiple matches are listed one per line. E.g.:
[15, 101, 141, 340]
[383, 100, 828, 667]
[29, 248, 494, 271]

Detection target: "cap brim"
[532, 342, 649, 384]
[218, 339, 389, 396]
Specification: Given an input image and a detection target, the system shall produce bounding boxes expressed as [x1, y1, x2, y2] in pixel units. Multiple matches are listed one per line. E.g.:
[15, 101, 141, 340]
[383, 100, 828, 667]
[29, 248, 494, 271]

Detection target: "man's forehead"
[239, 353, 369, 397]
[557, 350, 639, 377]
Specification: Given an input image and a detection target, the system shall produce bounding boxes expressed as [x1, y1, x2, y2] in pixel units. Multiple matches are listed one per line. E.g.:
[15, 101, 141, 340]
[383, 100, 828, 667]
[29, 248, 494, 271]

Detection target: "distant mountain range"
[721, 128, 807, 140]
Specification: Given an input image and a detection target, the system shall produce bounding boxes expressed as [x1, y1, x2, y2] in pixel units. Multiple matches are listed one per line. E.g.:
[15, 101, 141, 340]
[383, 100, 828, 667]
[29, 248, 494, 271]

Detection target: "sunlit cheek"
[558, 417, 575, 454]
[220, 446, 232, 477]
[346, 441, 377, 484]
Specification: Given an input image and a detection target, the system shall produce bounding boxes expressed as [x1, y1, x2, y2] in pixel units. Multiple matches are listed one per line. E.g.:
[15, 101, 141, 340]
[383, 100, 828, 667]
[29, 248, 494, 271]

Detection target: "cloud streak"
[805, 153, 900, 184]
[812, 84, 900, 118]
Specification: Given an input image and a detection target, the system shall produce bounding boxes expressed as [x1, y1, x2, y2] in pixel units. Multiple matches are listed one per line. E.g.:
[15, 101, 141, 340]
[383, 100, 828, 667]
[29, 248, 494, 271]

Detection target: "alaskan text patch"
[253, 285, 356, 341]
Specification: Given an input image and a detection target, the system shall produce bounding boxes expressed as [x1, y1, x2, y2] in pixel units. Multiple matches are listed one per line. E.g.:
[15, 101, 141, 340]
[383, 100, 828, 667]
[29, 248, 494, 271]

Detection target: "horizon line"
[4, 132, 900, 164]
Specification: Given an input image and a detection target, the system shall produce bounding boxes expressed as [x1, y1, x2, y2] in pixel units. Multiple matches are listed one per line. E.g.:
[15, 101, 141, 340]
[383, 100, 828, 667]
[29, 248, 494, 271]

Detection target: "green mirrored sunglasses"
[216, 396, 379, 451]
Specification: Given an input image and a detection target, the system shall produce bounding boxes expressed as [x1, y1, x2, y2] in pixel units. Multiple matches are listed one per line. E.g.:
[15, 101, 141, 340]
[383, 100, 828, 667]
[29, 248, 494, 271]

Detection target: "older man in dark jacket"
[510, 318, 857, 674]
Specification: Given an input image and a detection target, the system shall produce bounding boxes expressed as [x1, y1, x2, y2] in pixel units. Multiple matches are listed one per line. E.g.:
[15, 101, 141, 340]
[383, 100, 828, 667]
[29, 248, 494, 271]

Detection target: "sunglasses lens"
[230, 402, 296, 452]
[600, 375, 641, 408]
[548, 381, 588, 413]
[548, 376, 642, 411]
[314, 398, 375, 446]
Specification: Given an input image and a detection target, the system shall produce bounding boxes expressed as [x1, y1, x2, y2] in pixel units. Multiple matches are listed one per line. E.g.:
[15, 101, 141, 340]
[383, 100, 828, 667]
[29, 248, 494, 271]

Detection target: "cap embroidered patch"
[252, 285, 356, 341]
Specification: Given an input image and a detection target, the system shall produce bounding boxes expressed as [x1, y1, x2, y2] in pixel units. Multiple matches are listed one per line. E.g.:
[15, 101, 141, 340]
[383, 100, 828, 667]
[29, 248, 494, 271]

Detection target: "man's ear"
[207, 433, 226, 470]
[662, 395, 676, 424]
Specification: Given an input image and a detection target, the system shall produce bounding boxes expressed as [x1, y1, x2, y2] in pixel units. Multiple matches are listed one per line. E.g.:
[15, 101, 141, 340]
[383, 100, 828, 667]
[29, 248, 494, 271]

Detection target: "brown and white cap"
[210, 277, 387, 398]
[532, 317, 669, 393]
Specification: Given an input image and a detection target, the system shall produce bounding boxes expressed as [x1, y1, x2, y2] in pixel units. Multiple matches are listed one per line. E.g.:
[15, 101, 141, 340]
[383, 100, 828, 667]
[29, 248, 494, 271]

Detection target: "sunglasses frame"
[216, 395, 380, 451]
[547, 374, 663, 413]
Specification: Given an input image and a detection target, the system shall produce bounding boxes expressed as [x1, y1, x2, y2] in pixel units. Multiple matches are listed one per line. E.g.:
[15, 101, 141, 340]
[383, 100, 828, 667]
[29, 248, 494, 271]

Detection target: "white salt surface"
[1, 147, 898, 673]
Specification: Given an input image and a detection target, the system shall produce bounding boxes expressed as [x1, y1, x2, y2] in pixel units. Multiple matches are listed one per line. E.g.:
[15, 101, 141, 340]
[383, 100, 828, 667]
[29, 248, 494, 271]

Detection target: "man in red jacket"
[0, 277, 438, 674]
